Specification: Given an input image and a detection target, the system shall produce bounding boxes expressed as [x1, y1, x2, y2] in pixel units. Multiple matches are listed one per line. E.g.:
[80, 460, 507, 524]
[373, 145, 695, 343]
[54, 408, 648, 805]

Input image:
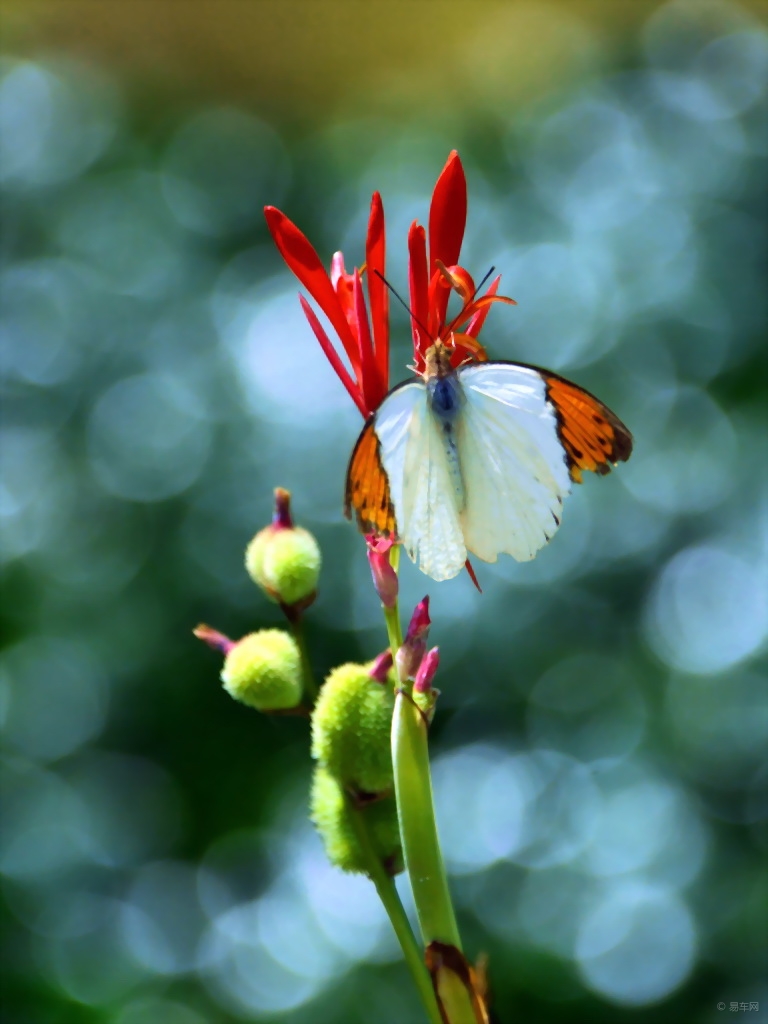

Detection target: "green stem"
[391, 692, 461, 947]
[345, 794, 443, 1024]
[291, 618, 318, 704]
[383, 602, 403, 656]
[384, 547, 476, 1023]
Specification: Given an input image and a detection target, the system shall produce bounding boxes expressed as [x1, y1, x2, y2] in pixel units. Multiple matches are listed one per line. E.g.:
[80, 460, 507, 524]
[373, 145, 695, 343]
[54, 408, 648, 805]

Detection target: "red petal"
[466, 276, 501, 337]
[352, 269, 384, 413]
[448, 333, 488, 367]
[365, 192, 390, 389]
[428, 152, 467, 331]
[299, 295, 368, 417]
[408, 221, 430, 369]
[264, 207, 359, 365]
[436, 262, 475, 304]
[447, 292, 516, 335]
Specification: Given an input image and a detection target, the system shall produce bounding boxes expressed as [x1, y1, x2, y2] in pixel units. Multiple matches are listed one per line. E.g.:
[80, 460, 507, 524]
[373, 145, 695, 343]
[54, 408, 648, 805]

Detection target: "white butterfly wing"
[456, 363, 571, 563]
[374, 382, 467, 581]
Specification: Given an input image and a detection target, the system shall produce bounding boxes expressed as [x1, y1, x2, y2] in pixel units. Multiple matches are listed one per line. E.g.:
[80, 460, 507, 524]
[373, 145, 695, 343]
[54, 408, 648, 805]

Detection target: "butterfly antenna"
[472, 265, 495, 302]
[373, 269, 432, 341]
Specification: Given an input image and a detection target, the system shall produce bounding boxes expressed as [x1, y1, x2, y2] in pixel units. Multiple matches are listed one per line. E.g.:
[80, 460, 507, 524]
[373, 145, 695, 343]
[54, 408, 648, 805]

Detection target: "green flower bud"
[310, 766, 402, 875]
[221, 629, 302, 711]
[311, 661, 394, 794]
[245, 488, 321, 611]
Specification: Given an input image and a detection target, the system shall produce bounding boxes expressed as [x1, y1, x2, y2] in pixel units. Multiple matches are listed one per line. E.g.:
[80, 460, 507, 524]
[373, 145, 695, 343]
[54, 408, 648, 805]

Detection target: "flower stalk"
[343, 790, 444, 1024]
[383, 553, 478, 1024]
[254, 151, 508, 1022]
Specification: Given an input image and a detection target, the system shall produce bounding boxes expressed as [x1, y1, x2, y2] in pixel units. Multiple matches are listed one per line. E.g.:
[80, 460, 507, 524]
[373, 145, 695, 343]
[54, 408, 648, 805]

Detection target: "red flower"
[264, 194, 388, 418]
[406, 151, 515, 374]
[265, 151, 515, 418]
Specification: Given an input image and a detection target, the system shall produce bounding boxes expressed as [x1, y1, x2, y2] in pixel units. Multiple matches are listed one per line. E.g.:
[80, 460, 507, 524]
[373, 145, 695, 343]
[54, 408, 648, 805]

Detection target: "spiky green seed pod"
[311, 661, 395, 794]
[221, 629, 302, 711]
[245, 488, 321, 609]
[310, 766, 402, 875]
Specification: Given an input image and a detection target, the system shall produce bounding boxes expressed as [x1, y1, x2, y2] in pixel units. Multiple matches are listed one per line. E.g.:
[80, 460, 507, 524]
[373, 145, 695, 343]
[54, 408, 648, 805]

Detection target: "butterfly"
[345, 339, 632, 581]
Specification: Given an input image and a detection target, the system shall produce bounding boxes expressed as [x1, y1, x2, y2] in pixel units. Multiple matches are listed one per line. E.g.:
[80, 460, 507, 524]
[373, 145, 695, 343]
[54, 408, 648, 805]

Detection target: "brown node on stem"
[425, 941, 491, 1024]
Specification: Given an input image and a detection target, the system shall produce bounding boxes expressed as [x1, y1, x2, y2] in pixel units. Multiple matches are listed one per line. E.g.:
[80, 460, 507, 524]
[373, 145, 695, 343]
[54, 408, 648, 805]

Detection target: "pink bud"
[366, 535, 399, 608]
[369, 649, 393, 684]
[272, 487, 294, 529]
[405, 596, 430, 642]
[396, 596, 431, 681]
[193, 624, 235, 655]
[414, 646, 439, 693]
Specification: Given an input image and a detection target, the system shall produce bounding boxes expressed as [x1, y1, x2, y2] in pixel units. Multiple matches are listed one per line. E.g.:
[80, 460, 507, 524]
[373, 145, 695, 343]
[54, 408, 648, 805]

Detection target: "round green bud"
[310, 766, 402, 875]
[245, 525, 321, 608]
[311, 662, 394, 794]
[244, 527, 270, 591]
[221, 629, 302, 711]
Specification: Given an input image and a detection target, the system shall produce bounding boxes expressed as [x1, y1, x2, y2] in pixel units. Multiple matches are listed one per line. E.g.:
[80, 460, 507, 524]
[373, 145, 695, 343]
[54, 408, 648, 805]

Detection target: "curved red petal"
[408, 221, 430, 368]
[353, 269, 385, 413]
[428, 152, 467, 330]
[446, 292, 516, 336]
[365, 192, 390, 389]
[299, 295, 368, 417]
[466, 276, 501, 337]
[448, 332, 488, 367]
[264, 206, 359, 363]
[439, 263, 475, 304]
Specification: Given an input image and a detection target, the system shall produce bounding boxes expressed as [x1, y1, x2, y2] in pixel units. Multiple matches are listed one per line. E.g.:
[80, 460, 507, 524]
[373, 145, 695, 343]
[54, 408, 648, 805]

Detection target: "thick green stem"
[391, 692, 460, 947]
[383, 602, 403, 656]
[391, 693, 476, 1023]
[345, 794, 443, 1024]
[384, 546, 476, 1024]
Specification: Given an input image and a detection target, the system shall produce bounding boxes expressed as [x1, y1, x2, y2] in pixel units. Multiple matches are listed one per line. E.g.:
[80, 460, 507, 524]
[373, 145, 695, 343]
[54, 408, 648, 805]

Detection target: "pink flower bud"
[272, 487, 294, 529]
[369, 650, 394, 685]
[414, 646, 439, 693]
[405, 596, 430, 642]
[396, 596, 431, 681]
[193, 624, 235, 655]
[366, 535, 398, 608]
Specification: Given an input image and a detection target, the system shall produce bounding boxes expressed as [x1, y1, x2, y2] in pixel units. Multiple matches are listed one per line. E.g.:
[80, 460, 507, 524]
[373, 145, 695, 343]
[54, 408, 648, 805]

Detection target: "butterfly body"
[346, 342, 632, 582]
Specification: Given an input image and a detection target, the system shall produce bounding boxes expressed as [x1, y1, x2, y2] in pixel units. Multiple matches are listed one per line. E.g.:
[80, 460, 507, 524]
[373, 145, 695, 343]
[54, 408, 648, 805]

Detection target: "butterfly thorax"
[424, 342, 466, 508]
[425, 342, 464, 420]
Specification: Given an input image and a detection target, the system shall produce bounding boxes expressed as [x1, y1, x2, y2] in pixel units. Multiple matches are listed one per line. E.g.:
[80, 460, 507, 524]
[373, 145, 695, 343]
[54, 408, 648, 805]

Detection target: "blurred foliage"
[1, 1, 767, 1022]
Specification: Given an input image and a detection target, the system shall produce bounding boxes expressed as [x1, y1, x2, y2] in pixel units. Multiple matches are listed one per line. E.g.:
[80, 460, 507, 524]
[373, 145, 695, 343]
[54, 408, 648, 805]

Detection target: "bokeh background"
[1, 1, 767, 1021]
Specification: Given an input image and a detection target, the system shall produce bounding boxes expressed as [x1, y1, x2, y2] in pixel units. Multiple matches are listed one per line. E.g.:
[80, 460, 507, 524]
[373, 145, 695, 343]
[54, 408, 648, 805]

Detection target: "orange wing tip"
[544, 374, 633, 482]
[344, 420, 397, 537]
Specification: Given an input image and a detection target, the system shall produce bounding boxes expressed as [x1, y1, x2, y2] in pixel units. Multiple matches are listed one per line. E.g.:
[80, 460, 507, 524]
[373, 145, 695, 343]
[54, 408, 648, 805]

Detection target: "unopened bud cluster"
[310, 655, 402, 875]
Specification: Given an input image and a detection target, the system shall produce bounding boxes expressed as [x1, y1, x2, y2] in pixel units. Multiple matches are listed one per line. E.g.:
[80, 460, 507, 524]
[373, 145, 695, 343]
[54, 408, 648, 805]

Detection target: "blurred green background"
[1, 1, 767, 1022]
